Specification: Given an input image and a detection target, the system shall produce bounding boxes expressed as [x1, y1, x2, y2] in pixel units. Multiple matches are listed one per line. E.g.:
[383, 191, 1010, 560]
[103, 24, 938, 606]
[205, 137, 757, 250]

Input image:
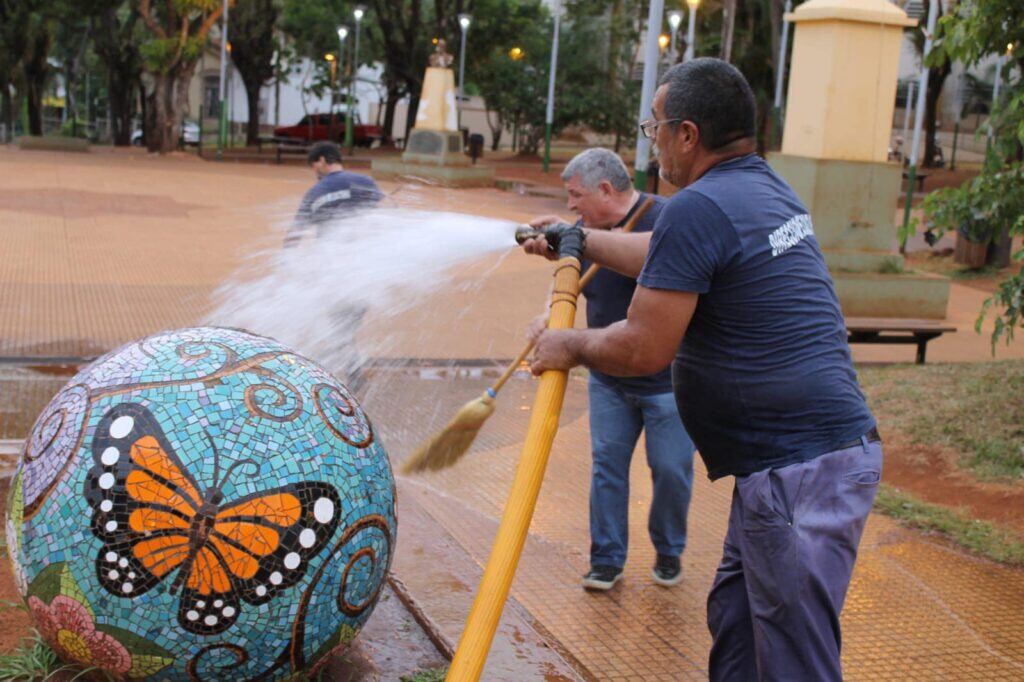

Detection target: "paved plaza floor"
[2, 146, 1023, 679]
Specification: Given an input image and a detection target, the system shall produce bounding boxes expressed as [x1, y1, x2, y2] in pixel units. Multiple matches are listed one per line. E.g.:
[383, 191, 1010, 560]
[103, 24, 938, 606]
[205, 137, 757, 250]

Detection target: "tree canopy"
[924, 0, 1024, 347]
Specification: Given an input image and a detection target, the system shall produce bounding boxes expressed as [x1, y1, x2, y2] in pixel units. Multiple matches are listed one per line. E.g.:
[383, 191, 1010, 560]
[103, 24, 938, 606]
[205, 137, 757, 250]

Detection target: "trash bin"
[954, 220, 989, 269]
[468, 133, 485, 164]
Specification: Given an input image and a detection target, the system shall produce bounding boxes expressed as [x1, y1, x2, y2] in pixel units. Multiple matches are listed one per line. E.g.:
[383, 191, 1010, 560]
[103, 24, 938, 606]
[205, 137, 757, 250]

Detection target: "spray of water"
[207, 207, 518, 386]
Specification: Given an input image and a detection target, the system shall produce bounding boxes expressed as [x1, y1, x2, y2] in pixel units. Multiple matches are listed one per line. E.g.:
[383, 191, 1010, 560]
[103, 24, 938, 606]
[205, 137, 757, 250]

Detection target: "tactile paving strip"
[365, 374, 1024, 681]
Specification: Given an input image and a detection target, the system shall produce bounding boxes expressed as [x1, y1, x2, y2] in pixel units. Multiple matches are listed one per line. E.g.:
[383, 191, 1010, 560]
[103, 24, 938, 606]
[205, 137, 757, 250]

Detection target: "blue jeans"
[707, 437, 883, 681]
[587, 375, 695, 569]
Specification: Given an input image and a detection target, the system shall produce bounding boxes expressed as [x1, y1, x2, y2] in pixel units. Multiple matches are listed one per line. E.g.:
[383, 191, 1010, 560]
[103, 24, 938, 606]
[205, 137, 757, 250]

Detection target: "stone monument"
[372, 40, 495, 187]
[768, 0, 950, 319]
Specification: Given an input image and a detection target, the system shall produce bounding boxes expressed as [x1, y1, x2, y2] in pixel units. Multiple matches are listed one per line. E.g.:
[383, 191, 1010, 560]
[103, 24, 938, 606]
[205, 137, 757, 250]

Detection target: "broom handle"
[488, 196, 655, 396]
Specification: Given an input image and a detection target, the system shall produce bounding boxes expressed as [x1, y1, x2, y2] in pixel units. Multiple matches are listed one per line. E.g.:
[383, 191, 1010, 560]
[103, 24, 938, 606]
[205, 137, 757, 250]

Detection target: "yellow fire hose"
[445, 254, 583, 681]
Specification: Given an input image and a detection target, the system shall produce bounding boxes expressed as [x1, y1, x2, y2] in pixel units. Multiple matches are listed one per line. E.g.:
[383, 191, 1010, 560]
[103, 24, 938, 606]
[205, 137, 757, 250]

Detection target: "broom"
[401, 197, 655, 474]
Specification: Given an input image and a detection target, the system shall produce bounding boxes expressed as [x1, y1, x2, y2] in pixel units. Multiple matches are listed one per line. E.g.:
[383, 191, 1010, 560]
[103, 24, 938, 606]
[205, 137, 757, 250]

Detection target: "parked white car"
[132, 120, 200, 146]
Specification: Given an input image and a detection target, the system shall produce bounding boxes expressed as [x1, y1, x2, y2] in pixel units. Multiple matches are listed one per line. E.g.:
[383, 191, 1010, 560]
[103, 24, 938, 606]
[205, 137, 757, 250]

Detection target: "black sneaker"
[581, 565, 623, 591]
[652, 554, 682, 587]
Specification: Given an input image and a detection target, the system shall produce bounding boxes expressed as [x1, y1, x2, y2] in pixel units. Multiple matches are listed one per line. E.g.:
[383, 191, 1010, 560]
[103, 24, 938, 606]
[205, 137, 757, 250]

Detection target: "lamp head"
[353, 5, 365, 22]
[338, 26, 349, 41]
[668, 10, 682, 29]
[686, 0, 700, 9]
[458, 13, 471, 30]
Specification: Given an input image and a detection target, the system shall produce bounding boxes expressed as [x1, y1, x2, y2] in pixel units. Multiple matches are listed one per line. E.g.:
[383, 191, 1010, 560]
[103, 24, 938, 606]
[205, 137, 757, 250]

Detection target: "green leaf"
[25, 562, 93, 617]
[94, 624, 174, 661]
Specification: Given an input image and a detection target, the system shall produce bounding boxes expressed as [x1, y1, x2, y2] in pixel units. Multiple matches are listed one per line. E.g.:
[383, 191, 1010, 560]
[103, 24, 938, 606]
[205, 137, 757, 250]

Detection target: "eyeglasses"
[639, 118, 682, 139]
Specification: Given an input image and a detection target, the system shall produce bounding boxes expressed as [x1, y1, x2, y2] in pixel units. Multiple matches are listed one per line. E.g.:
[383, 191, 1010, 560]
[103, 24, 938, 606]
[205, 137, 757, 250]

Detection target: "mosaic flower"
[28, 595, 132, 675]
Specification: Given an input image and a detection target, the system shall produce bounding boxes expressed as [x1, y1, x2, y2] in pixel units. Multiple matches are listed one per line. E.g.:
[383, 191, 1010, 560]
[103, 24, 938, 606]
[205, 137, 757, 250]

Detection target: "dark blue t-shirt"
[296, 170, 383, 227]
[582, 193, 672, 395]
[637, 154, 875, 480]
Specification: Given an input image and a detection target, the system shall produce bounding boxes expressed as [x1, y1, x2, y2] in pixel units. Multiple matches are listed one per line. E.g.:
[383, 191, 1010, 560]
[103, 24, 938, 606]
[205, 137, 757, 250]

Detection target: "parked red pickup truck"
[273, 113, 382, 147]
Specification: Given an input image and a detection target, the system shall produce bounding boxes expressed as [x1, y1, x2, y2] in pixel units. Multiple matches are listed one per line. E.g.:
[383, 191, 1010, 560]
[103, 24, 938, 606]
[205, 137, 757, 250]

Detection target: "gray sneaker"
[652, 554, 682, 587]
[582, 565, 623, 591]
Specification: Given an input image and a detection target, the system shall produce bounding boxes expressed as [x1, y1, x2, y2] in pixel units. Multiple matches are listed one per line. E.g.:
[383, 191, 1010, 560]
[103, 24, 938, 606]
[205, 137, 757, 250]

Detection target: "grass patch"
[948, 264, 1001, 280]
[907, 251, 1019, 282]
[0, 631, 63, 681]
[401, 669, 448, 682]
[877, 256, 906, 274]
[858, 360, 1024, 481]
[874, 486, 1024, 566]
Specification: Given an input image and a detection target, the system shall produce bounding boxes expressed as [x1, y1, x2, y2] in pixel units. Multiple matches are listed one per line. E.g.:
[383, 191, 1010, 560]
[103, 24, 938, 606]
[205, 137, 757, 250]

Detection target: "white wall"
[190, 40, 382, 131]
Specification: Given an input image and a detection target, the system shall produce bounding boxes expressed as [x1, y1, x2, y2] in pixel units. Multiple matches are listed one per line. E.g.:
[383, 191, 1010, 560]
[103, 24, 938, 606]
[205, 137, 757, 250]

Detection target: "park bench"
[846, 317, 956, 364]
[275, 141, 311, 165]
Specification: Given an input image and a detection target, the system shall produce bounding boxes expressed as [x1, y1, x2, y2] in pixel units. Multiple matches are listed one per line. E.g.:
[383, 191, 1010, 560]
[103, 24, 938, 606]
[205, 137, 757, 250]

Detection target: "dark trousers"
[708, 438, 883, 681]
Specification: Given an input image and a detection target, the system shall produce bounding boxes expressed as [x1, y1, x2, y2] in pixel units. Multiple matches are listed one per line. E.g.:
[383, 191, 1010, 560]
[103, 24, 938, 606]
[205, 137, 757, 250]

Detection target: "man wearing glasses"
[527, 148, 696, 593]
[523, 59, 880, 681]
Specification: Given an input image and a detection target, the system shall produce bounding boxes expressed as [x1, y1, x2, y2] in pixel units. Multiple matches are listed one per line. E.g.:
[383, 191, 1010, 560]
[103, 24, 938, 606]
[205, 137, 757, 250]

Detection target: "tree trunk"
[170, 62, 197, 151]
[25, 78, 44, 136]
[382, 84, 401, 146]
[721, 0, 738, 63]
[149, 73, 170, 152]
[147, 61, 197, 154]
[244, 79, 261, 146]
[140, 78, 155, 149]
[107, 68, 135, 146]
[987, 141, 1023, 267]
[769, 0, 782, 74]
[0, 84, 13, 141]
[403, 92, 420, 144]
[923, 61, 952, 168]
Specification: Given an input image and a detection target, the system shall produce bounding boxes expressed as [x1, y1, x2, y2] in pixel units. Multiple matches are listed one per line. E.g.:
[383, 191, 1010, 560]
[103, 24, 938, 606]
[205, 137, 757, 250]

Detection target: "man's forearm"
[581, 230, 651, 278]
[565, 320, 663, 377]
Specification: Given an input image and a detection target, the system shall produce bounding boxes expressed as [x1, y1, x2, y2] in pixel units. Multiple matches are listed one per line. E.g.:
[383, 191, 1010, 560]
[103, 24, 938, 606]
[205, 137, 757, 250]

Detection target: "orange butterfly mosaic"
[85, 403, 341, 635]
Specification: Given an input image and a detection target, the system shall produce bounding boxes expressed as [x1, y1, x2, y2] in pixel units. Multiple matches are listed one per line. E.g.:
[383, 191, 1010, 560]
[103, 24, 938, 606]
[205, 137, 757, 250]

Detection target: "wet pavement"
[366, 373, 1024, 680]
[2, 147, 1024, 679]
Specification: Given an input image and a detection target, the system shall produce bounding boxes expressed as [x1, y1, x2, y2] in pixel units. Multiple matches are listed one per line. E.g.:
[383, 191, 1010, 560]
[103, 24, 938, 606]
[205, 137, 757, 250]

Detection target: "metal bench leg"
[915, 333, 942, 364]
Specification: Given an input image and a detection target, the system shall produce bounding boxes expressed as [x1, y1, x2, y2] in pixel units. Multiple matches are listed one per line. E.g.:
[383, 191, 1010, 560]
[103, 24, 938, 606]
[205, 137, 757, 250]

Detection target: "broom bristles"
[401, 393, 496, 474]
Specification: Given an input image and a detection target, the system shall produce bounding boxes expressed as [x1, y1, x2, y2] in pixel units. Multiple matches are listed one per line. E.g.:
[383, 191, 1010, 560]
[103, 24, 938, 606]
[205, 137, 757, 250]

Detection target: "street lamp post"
[770, 0, 792, 149]
[542, 3, 562, 173]
[633, 0, 664, 190]
[900, 0, 938, 249]
[684, 0, 699, 62]
[326, 53, 338, 138]
[216, 0, 229, 160]
[337, 27, 348, 142]
[458, 14, 471, 130]
[345, 5, 365, 152]
[668, 10, 682, 63]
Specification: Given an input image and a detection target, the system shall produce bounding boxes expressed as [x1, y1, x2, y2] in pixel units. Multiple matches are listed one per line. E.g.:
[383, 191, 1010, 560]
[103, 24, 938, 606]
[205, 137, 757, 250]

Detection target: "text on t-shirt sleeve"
[637, 189, 740, 294]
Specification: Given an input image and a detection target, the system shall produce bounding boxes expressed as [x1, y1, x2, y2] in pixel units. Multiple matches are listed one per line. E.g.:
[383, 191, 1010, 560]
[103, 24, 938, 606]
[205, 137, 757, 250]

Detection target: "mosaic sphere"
[4, 327, 396, 680]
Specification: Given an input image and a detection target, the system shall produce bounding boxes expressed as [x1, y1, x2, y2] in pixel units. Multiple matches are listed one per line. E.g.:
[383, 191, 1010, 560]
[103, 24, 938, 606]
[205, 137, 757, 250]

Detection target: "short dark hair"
[658, 58, 756, 150]
[308, 140, 343, 165]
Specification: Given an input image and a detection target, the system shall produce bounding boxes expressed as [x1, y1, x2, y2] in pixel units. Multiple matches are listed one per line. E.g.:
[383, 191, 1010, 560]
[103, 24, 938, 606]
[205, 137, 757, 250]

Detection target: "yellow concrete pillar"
[781, 0, 915, 163]
[415, 67, 459, 132]
[769, 0, 950, 319]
